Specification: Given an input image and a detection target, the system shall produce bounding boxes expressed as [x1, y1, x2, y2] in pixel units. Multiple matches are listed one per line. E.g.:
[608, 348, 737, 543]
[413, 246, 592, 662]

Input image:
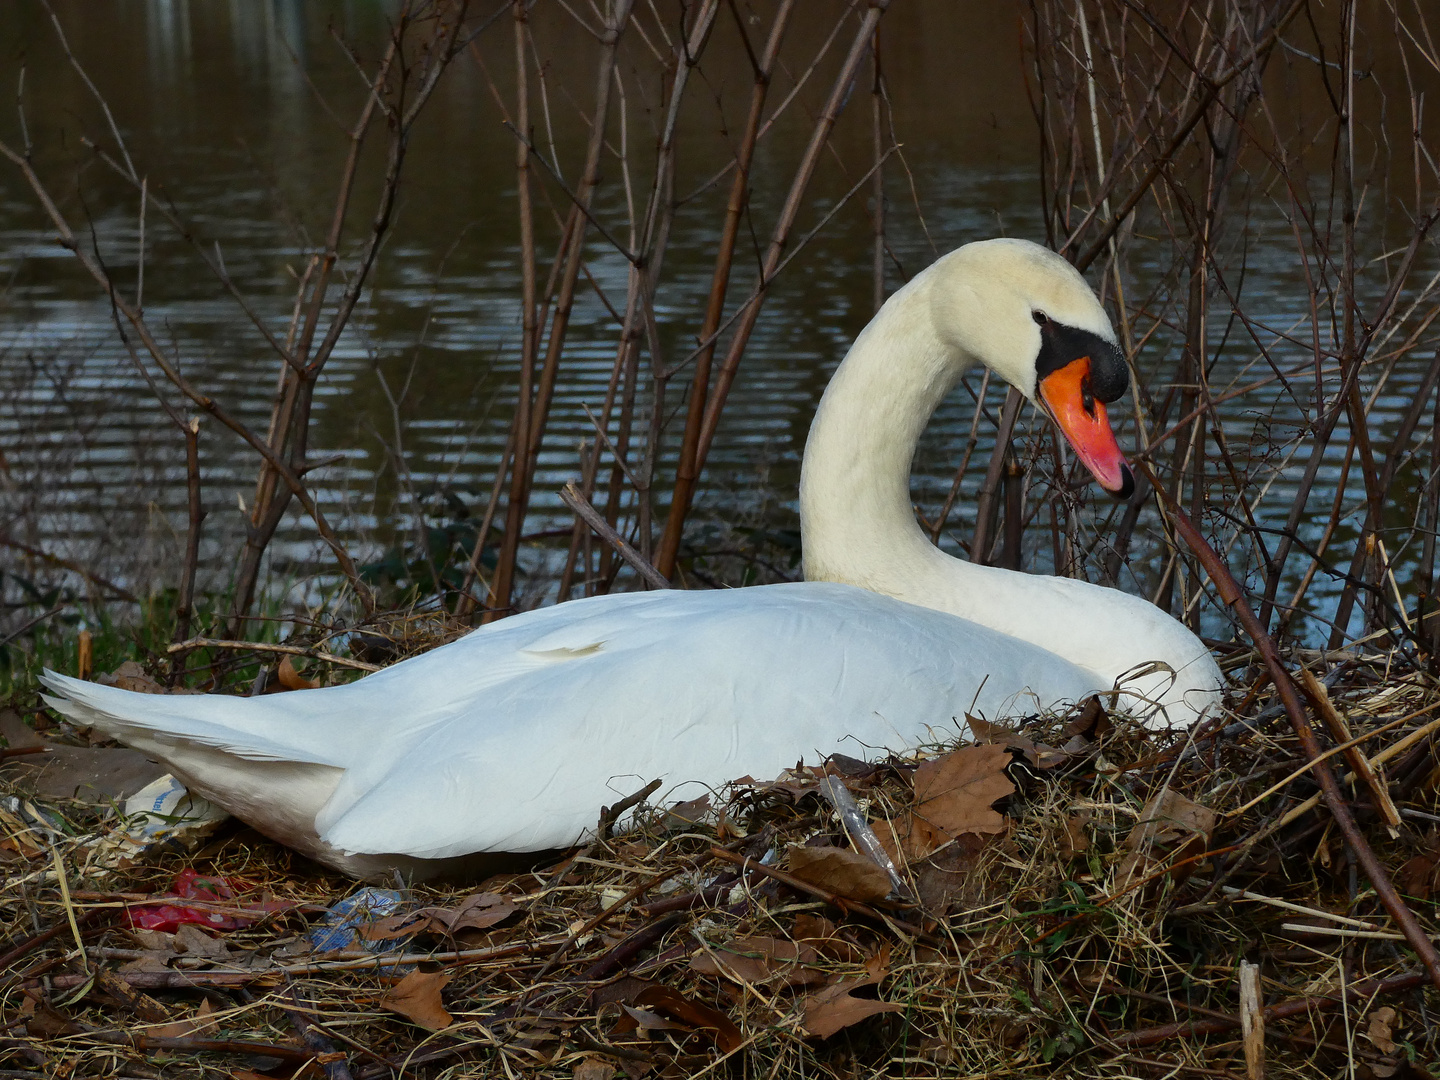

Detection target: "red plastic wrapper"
[126, 869, 252, 932]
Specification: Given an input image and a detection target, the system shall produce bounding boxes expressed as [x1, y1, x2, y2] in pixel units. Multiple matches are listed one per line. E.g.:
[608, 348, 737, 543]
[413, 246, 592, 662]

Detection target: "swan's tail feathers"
[38, 669, 335, 767]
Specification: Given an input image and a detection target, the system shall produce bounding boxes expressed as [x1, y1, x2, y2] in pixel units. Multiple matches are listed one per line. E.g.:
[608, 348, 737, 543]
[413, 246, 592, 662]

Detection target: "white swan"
[41, 239, 1221, 881]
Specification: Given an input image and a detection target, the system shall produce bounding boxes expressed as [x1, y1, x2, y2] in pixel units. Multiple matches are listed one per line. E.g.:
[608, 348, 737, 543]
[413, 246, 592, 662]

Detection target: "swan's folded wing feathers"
[39, 671, 344, 765]
[315, 584, 1104, 859]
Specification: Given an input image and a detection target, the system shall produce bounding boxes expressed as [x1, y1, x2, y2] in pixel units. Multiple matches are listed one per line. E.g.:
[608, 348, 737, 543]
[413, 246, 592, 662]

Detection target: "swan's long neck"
[800, 273, 964, 594]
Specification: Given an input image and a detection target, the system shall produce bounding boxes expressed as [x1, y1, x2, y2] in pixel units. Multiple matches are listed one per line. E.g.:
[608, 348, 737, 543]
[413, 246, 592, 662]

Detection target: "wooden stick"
[560, 483, 669, 590]
[489, 0, 637, 619]
[165, 637, 379, 673]
[171, 417, 205, 680]
[689, 1, 892, 504]
[1238, 960, 1265, 1080]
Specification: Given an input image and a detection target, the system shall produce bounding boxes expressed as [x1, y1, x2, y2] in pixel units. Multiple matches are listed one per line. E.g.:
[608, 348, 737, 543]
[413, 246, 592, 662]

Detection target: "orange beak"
[1039, 356, 1134, 498]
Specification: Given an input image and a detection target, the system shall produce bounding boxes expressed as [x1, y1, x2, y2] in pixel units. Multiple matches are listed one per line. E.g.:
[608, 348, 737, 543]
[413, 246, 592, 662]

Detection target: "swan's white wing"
[312, 582, 1100, 857]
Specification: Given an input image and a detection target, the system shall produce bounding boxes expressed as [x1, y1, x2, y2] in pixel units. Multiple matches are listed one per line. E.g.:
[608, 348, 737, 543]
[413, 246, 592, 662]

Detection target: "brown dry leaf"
[573, 1058, 616, 1080]
[870, 818, 903, 869]
[883, 812, 947, 862]
[691, 948, 767, 984]
[633, 985, 742, 1052]
[1063, 695, 1111, 740]
[741, 765, 828, 801]
[801, 948, 898, 1038]
[792, 914, 863, 963]
[277, 656, 319, 691]
[786, 845, 891, 902]
[1399, 852, 1439, 900]
[149, 998, 216, 1040]
[912, 833, 992, 916]
[662, 794, 711, 831]
[1115, 789, 1216, 885]
[118, 951, 175, 973]
[1126, 789, 1216, 846]
[174, 923, 230, 958]
[824, 753, 883, 780]
[968, 715, 1045, 763]
[362, 892, 516, 940]
[802, 984, 903, 1038]
[1368, 1005, 1398, 1054]
[379, 969, 454, 1031]
[968, 714, 1082, 770]
[98, 661, 167, 695]
[1061, 812, 1092, 856]
[912, 745, 1015, 838]
[1398, 831, 1440, 899]
[690, 935, 823, 987]
[618, 1004, 689, 1038]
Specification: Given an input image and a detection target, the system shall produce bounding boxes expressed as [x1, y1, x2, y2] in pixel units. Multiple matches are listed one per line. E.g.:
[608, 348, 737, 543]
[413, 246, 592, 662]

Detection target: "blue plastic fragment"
[308, 887, 410, 954]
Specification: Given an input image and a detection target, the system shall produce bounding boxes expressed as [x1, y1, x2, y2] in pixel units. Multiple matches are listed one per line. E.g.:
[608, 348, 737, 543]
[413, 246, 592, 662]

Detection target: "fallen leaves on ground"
[379, 969, 454, 1030]
[97, 662, 168, 695]
[792, 913, 864, 962]
[690, 934, 825, 987]
[801, 946, 900, 1038]
[621, 985, 743, 1052]
[148, 998, 217, 1039]
[786, 844, 891, 902]
[968, 715, 1068, 768]
[872, 745, 1016, 865]
[276, 656, 319, 690]
[1368, 1005, 1398, 1054]
[572, 1058, 616, 1080]
[1114, 789, 1216, 886]
[912, 744, 1015, 837]
[360, 891, 516, 941]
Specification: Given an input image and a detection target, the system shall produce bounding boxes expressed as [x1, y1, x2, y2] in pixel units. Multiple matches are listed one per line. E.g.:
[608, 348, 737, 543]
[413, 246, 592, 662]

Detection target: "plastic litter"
[127, 869, 251, 932]
[92, 773, 229, 870]
[308, 887, 411, 954]
[818, 775, 909, 898]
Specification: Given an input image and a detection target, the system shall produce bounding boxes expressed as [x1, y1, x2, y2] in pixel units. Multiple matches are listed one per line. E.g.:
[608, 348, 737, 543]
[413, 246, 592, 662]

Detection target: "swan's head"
[930, 239, 1134, 498]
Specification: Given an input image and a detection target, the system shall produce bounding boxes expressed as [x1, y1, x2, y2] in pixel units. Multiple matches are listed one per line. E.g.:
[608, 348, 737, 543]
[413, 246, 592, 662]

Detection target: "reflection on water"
[0, 1, 1434, 645]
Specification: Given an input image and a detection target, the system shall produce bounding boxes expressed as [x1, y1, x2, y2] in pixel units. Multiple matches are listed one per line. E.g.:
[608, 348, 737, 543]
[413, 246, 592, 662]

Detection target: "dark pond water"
[1, 1, 1436, 646]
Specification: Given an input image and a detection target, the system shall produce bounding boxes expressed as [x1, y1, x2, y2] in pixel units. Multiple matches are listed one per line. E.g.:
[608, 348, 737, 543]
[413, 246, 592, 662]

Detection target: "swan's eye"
[1032, 310, 1048, 326]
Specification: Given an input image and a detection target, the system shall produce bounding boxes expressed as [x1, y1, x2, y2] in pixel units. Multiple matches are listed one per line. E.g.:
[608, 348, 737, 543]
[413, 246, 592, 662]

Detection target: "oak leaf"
[872, 813, 945, 864]
[792, 913, 863, 963]
[573, 1058, 616, 1080]
[912, 745, 1015, 837]
[361, 892, 516, 940]
[149, 998, 216, 1040]
[1114, 789, 1216, 886]
[1367, 1005, 1397, 1054]
[379, 969, 453, 1030]
[801, 945, 899, 1038]
[802, 984, 902, 1038]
